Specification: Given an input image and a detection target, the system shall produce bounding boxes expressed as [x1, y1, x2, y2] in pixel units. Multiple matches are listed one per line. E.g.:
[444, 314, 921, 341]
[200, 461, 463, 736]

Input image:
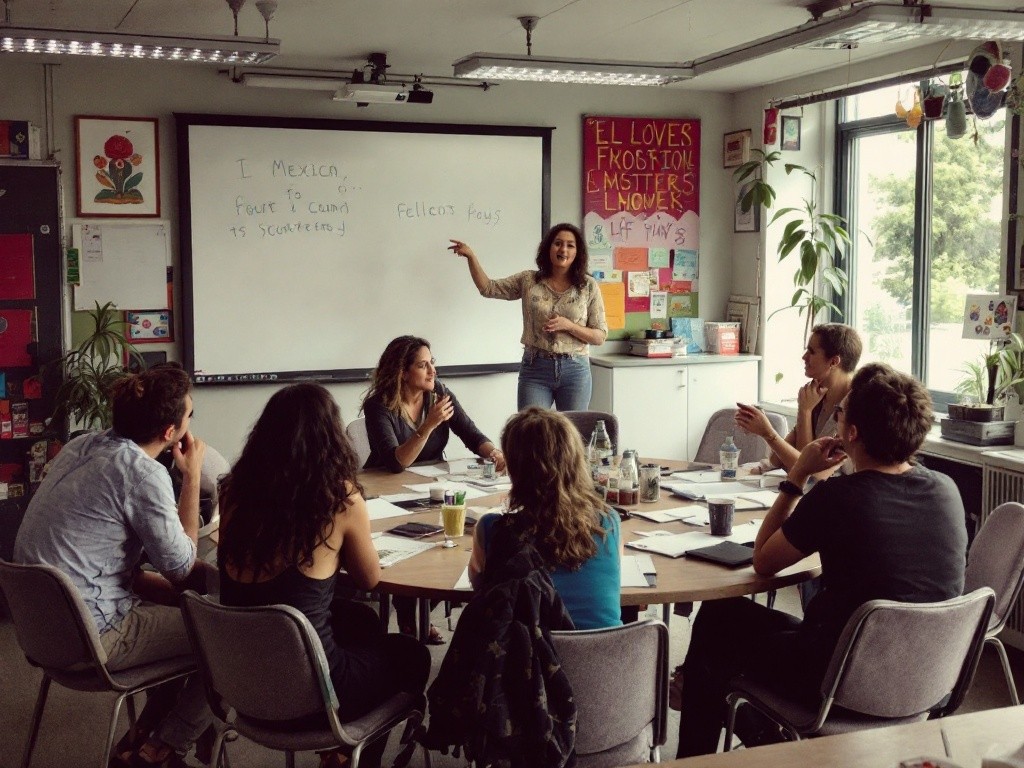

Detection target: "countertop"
[590, 353, 761, 369]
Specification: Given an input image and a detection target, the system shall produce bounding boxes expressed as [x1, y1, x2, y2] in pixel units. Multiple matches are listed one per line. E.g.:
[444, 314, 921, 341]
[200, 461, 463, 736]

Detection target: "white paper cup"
[429, 485, 446, 503]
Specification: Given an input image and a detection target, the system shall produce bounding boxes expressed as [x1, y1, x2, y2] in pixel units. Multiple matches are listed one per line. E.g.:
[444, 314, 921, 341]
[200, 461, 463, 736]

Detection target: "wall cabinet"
[590, 356, 759, 461]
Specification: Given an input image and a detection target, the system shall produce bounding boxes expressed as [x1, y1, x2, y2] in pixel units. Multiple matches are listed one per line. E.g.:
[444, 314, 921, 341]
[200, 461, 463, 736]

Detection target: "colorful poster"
[962, 294, 1017, 339]
[582, 115, 701, 338]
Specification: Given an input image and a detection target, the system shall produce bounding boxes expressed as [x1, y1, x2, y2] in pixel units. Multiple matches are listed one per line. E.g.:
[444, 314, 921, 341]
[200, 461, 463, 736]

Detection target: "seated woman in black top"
[362, 334, 506, 473]
[218, 383, 430, 768]
[362, 335, 506, 643]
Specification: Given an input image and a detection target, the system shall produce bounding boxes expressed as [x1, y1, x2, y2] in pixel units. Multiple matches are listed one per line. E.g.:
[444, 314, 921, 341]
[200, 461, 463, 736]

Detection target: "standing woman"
[449, 223, 608, 410]
[217, 383, 430, 768]
[735, 323, 862, 473]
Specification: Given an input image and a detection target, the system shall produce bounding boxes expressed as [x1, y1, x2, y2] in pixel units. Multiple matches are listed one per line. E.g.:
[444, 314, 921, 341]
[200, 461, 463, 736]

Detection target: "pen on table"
[940, 727, 951, 758]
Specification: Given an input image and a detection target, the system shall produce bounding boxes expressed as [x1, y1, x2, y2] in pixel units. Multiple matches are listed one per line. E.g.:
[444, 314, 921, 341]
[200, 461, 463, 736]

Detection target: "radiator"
[981, 461, 1024, 650]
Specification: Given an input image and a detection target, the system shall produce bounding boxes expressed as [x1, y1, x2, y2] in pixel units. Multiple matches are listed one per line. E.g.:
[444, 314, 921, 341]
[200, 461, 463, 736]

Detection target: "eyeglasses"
[412, 358, 437, 370]
[833, 404, 845, 418]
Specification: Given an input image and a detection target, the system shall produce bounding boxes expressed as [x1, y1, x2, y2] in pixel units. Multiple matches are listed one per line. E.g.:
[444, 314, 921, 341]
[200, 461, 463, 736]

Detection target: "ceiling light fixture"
[0, 0, 280, 65]
[453, 16, 692, 86]
[691, 3, 1024, 76]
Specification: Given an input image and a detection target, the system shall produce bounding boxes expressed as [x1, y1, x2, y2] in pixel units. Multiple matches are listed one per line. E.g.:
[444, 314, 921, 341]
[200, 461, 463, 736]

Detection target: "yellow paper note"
[599, 282, 626, 329]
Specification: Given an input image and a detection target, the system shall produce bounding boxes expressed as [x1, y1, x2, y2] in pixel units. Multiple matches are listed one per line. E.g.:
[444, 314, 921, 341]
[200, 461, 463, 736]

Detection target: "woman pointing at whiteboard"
[449, 223, 608, 411]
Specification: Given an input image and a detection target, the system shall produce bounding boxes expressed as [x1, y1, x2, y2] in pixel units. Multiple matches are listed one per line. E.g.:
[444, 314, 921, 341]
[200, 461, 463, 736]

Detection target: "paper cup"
[429, 485, 446, 503]
[707, 498, 735, 536]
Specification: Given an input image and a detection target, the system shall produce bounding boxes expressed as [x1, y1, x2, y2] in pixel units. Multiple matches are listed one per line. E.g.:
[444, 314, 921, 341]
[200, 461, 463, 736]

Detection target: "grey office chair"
[723, 587, 995, 748]
[563, 411, 619, 454]
[551, 619, 668, 767]
[694, 408, 789, 465]
[346, 417, 372, 469]
[964, 501, 1024, 706]
[0, 560, 196, 768]
[180, 591, 426, 768]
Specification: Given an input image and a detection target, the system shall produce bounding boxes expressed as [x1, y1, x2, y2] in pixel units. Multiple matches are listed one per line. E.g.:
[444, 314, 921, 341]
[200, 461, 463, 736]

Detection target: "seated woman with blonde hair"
[469, 407, 622, 629]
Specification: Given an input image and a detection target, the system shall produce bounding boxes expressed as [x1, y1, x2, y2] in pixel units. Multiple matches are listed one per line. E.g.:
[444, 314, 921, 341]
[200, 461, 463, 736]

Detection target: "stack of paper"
[626, 519, 763, 558]
[372, 533, 436, 567]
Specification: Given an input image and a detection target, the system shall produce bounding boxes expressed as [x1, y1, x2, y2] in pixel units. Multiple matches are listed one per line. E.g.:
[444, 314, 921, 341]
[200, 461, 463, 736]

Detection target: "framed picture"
[124, 309, 172, 343]
[734, 183, 760, 233]
[75, 116, 160, 217]
[781, 115, 802, 151]
[722, 129, 751, 168]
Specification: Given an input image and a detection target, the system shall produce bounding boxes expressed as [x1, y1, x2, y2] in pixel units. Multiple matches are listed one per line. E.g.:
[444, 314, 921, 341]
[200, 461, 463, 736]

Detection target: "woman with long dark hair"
[449, 223, 608, 410]
[469, 407, 622, 629]
[218, 383, 429, 768]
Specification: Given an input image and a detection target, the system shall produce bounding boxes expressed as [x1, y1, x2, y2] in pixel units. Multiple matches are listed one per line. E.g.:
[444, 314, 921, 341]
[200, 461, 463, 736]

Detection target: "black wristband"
[778, 480, 804, 497]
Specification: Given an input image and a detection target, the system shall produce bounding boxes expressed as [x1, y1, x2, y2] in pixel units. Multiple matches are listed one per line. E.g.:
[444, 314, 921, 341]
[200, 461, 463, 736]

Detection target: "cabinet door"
[686, 361, 759, 459]
[612, 366, 688, 460]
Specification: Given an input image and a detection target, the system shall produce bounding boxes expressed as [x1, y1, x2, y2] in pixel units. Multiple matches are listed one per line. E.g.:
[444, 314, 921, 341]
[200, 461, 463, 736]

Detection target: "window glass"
[842, 84, 904, 122]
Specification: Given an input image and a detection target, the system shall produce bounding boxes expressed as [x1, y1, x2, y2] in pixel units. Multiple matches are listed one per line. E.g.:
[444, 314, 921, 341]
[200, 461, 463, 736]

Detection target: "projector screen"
[176, 113, 551, 385]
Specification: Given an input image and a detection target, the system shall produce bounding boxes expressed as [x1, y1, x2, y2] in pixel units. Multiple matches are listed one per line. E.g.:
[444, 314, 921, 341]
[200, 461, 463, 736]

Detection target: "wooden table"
[360, 460, 821, 637]
[630, 705, 1024, 768]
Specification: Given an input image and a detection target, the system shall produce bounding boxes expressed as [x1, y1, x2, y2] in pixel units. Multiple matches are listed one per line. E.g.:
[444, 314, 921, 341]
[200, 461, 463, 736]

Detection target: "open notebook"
[626, 519, 762, 558]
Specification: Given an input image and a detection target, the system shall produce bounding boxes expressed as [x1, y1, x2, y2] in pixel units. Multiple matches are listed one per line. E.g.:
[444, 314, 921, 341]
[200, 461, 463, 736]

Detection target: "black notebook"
[685, 541, 755, 568]
[387, 522, 444, 539]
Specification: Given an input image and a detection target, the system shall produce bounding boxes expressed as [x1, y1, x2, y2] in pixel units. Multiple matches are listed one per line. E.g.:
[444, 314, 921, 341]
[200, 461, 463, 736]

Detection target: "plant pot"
[948, 404, 1004, 422]
[923, 95, 946, 119]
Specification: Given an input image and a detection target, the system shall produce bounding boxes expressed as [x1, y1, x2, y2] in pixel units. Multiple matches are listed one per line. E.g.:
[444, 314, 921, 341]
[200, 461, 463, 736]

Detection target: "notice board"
[582, 115, 701, 339]
[177, 114, 551, 384]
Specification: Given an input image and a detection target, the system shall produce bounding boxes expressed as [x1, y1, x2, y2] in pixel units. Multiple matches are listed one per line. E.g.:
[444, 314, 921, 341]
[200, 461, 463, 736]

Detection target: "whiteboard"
[178, 114, 551, 384]
[73, 221, 170, 311]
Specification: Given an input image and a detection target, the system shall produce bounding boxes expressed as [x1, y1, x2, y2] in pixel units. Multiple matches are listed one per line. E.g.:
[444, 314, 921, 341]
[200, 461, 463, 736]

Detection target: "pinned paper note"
[627, 271, 651, 297]
[599, 282, 626, 329]
[650, 291, 668, 319]
[648, 247, 670, 268]
[673, 249, 698, 281]
[614, 247, 648, 271]
[590, 249, 613, 271]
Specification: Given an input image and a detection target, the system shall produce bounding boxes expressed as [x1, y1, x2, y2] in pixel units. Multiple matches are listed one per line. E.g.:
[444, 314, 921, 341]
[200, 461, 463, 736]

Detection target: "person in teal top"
[469, 407, 622, 630]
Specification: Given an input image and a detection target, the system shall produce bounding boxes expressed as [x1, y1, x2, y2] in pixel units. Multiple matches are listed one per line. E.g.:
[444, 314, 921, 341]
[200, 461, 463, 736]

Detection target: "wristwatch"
[778, 479, 804, 497]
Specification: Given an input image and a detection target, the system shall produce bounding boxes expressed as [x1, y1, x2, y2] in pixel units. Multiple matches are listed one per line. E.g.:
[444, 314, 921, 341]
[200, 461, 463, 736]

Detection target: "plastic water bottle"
[720, 435, 740, 480]
[589, 420, 613, 490]
[619, 450, 639, 504]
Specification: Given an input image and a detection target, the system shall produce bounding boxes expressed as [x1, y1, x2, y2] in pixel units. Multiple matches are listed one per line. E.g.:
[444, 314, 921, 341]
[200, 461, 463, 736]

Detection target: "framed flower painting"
[75, 116, 160, 217]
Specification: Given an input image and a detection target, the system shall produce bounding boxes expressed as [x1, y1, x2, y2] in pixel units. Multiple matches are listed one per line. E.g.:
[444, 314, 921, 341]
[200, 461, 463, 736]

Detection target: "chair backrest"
[179, 590, 341, 726]
[346, 417, 372, 468]
[965, 502, 1024, 633]
[563, 411, 619, 454]
[550, 619, 667, 764]
[693, 408, 787, 465]
[820, 587, 994, 721]
[0, 559, 110, 677]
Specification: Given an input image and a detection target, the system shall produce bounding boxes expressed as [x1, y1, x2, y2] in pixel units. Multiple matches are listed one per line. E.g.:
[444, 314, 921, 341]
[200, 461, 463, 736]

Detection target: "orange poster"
[598, 283, 625, 329]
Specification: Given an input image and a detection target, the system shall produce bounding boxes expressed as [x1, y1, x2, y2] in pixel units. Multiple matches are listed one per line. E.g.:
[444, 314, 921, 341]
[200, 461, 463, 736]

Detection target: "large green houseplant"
[955, 333, 1024, 406]
[734, 149, 853, 340]
[51, 301, 144, 430]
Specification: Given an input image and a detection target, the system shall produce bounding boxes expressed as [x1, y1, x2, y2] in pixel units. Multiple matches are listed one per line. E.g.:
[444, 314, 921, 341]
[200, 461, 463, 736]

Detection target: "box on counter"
[705, 322, 741, 355]
[628, 339, 679, 358]
[939, 418, 1015, 446]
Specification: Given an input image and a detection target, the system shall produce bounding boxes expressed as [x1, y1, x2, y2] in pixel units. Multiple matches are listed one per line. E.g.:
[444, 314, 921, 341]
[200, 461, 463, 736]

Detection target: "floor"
[2, 587, 1022, 768]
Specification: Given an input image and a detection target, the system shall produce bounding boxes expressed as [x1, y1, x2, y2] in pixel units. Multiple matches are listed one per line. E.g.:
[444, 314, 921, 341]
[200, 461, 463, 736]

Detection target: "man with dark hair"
[677, 363, 967, 757]
[15, 364, 213, 766]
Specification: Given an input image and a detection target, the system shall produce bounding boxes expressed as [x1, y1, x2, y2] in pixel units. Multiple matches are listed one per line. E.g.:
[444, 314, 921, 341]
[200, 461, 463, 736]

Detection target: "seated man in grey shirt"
[15, 363, 213, 767]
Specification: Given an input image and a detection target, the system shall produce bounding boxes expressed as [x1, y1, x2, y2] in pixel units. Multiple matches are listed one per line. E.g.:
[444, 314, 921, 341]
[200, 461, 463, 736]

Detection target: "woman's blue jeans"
[517, 350, 592, 411]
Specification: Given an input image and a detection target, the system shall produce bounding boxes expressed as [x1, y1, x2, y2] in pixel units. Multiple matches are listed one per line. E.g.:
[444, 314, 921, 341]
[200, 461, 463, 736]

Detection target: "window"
[837, 85, 1006, 404]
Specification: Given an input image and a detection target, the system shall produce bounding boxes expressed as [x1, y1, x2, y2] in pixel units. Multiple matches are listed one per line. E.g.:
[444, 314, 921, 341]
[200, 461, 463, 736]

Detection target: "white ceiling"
[6, 0, 1024, 92]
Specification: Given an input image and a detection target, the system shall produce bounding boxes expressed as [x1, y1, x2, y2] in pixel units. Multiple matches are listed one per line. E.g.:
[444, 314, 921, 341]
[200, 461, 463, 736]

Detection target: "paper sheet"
[626, 521, 762, 558]
[373, 535, 436, 567]
[379, 491, 429, 504]
[621, 554, 657, 587]
[403, 481, 489, 500]
[366, 498, 414, 520]
[664, 481, 754, 500]
[406, 464, 449, 478]
[454, 566, 473, 591]
[670, 470, 724, 483]
[632, 507, 699, 524]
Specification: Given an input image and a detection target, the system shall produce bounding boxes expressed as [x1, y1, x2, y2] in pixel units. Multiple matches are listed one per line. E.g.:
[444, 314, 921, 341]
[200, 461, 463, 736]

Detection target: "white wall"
[4, 57, 738, 459]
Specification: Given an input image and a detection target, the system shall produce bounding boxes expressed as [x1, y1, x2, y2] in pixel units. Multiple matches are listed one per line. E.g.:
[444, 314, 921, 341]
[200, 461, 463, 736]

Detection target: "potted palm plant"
[734, 149, 853, 340]
[50, 301, 144, 431]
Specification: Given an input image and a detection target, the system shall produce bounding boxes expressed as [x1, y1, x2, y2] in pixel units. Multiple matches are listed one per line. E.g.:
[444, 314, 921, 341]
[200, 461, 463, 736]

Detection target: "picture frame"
[75, 116, 160, 217]
[781, 115, 802, 151]
[734, 183, 760, 233]
[722, 129, 751, 168]
[124, 309, 172, 343]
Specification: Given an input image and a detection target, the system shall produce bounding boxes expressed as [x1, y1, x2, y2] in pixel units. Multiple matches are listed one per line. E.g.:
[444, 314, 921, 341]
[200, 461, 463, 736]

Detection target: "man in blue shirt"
[15, 364, 214, 766]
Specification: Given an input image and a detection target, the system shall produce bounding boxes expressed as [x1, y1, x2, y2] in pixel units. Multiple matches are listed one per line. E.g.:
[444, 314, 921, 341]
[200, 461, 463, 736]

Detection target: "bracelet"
[778, 480, 804, 497]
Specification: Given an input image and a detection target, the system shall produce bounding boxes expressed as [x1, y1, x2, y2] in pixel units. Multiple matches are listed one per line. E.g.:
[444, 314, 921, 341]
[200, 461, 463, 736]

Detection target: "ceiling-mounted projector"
[333, 83, 434, 105]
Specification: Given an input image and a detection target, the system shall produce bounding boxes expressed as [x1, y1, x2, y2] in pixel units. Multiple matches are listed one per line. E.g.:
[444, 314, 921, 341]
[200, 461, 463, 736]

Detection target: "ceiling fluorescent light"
[454, 53, 692, 86]
[0, 26, 279, 64]
[691, 3, 1024, 76]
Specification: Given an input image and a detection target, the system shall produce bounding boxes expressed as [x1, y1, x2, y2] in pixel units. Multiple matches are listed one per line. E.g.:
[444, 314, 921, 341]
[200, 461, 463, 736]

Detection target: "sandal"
[400, 623, 446, 645]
